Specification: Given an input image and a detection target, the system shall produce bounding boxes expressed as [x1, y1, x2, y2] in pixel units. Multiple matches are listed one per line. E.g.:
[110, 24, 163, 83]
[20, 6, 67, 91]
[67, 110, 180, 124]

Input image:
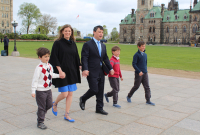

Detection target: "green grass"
[1, 42, 200, 72]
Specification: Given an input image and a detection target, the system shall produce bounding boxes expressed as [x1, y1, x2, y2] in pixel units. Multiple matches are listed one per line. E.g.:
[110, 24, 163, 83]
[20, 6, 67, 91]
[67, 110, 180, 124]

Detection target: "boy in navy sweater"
[127, 41, 155, 106]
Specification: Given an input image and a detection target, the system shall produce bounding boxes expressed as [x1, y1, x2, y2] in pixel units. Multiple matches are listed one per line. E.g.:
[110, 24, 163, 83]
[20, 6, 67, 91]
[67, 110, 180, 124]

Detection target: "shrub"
[20, 34, 48, 40]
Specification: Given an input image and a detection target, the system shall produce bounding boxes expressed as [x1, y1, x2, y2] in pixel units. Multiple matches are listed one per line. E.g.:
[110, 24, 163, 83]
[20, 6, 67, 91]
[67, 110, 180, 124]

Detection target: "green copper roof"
[144, 6, 162, 19]
[192, 2, 200, 11]
[162, 9, 190, 22]
[120, 14, 136, 25]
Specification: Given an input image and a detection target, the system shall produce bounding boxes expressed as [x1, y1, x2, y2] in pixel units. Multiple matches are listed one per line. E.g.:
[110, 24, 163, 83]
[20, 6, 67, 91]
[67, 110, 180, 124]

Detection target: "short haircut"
[36, 47, 50, 58]
[112, 46, 121, 52]
[137, 41, 145, 47]
[93, 25, 104, 32]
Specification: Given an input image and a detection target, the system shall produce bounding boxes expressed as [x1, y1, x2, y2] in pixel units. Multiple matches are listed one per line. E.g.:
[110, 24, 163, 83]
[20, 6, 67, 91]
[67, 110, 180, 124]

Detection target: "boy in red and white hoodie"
[32, 47, 65, 129]
[104, 46, 123, 108]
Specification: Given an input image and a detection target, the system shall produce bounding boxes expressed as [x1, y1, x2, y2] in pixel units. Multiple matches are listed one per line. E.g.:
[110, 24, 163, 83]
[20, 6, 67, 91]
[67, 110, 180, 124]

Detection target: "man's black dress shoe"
[79, 97, 85, 110]
[95, 110, 108, 115]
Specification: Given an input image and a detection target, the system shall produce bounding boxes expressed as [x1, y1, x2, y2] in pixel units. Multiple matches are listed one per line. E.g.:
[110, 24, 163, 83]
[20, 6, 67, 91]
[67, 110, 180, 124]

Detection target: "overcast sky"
[13, 0, 192, 36]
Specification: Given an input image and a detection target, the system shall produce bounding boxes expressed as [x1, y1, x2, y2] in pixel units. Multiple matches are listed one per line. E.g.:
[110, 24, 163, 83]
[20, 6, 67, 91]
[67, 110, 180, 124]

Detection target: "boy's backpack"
[1, 50, 7, 56]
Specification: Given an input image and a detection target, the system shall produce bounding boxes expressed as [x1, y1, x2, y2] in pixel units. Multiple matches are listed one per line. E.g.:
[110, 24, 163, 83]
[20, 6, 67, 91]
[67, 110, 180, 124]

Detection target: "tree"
[103, 25, 108, 39]
[18, 2, 42, 34]
[34, 25, 48, 35]
[57, 26, 62, 33]
[111, 27, 119, 41]
[38, 14, 57, 35]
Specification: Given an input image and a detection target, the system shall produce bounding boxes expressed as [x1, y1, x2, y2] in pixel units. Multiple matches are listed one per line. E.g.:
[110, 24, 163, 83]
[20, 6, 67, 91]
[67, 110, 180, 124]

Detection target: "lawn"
[1, 41, 200, 72]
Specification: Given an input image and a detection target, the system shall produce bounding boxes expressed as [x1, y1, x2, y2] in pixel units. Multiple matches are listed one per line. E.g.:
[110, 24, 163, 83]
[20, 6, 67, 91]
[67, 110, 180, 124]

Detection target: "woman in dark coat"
[49, 24, 81, 122]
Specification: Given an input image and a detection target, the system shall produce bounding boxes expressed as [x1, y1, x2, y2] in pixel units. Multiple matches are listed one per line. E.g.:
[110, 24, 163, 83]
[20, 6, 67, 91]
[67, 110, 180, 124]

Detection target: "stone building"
[0, 0, 13, 34]
[119, 0, 200, 44]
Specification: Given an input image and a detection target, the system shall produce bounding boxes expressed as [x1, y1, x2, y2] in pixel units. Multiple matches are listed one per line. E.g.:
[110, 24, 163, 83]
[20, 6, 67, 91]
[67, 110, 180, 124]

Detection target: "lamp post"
[11, 20, 20, 56]
[178, 39, 180, 47]
[151, 38, 152, 45]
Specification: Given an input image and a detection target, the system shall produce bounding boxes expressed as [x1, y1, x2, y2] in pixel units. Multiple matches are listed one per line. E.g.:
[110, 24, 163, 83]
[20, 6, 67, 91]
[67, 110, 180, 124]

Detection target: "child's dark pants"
[36, 90, 52, 123]
[128, 73, 151, 101]
[107, 77, 120, 104]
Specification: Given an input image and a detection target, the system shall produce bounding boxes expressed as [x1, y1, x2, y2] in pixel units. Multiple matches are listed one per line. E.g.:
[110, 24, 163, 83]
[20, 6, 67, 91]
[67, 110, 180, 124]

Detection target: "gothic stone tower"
[0, 0, 13, 34]
[136, 0, 154, 42]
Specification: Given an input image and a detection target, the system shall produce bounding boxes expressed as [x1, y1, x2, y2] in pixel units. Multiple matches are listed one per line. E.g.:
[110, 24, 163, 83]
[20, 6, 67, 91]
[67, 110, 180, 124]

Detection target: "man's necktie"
[97, 41, 101, 57]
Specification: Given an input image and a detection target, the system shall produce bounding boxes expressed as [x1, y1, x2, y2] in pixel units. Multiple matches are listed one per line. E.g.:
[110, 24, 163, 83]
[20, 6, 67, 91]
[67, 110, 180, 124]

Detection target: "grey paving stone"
[176, 101, 200, 109]
[5, 125, 58, 135]
[167, 104, 199, 114]
[160, 126, 200, 135]
[153, 98, 178, 106]
[57, 128, 93, 135]
[4, 113, 37, 128]
[76, 120, 121, 135]
[0, 110, 16, 120]
[161, 95, 186, 102]
[152, 109, 189, 121]
[136, 115, 178, 129]
[0, 120, 18, 134]
[0, 102, 13, 110]
[187, 112, 200, 122]
[185, 97, 200, 103]
[98, 112, 139, 125]
[116, 122, 163, 135]
[170, 92, 194, 98]
[4, 104, 36, 115]
[175, 118, 200, 133]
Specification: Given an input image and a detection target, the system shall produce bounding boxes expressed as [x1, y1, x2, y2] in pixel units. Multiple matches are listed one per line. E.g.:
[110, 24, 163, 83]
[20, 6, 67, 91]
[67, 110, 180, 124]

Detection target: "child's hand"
[139, 72, 143, 76]
[59, 71, 65, 79]
[121, 78, 123, 81]
[31, 93, 35, 98]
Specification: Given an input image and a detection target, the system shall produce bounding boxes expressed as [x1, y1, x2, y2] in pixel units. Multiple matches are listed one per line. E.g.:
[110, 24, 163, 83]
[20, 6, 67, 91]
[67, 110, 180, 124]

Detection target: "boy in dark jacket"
[127, 41, 155, 106]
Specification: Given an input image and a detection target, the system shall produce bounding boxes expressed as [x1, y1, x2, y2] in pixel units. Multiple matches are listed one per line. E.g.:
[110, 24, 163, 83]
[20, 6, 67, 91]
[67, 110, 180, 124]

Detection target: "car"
[100, 39, 107, 43]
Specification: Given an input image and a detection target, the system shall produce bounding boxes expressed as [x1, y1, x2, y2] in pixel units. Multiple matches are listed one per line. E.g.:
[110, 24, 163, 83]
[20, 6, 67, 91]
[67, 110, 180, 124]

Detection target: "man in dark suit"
[80, 25, 114, 115]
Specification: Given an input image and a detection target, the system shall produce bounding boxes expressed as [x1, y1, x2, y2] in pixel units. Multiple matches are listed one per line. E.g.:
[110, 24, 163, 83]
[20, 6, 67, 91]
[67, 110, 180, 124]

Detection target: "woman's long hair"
[57, 24, 75, 41]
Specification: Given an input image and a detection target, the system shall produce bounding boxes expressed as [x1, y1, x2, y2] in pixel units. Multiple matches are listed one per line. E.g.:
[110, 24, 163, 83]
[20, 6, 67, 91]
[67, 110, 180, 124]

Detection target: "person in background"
[3, 35, 9, 56]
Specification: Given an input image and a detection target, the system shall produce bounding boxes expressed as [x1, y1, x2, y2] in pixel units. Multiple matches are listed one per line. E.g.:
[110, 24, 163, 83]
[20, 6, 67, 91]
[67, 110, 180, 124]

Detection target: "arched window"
[154, 36, 156, 42]
[4, 13, 6, 18]
[153, 27, 155, 33]
[2, 21, 4, 27]
[183, 26, 186, 33]
[124, 38, 126, 42]
[142, 0, 145, 5]
[141, 18, 143, 23]
[7, 13, 8, 18]
[167, 16, 169, 20]
[175, 26, 178, 33]
[166, 27, 169, 33]
[140, 27, 143, 33]
[7, 21, 9, 27]
[194, 16, 197, 21]
[149, 27, 152, 32]
[184, 15, 187, 19]
[193, 24, 198, 33]
[175, 15, 178, 20]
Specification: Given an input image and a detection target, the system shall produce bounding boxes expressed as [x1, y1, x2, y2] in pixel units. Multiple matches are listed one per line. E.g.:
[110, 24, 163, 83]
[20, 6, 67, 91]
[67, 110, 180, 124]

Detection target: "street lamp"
[11, 20, 20, 56]
[178, 39, 180, 47]
[151, 38, 152, 45]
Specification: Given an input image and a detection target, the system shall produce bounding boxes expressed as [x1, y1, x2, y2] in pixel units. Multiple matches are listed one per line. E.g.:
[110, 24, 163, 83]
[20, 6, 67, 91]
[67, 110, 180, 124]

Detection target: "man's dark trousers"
[36, 90, 52, 123]
[4, 46, 8, 56]
[128, 73, 151, 101]
[82, 67, 105, 111]
[107, 77, 119, 104]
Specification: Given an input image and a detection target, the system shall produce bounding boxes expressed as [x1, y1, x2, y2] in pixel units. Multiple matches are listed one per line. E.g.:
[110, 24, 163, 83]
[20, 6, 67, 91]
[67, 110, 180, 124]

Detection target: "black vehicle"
[100, 39, 107, 43]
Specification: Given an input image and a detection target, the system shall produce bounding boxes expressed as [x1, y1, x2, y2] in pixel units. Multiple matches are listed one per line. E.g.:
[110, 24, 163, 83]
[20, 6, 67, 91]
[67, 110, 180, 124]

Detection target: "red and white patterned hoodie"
[31, 61, 60, 94]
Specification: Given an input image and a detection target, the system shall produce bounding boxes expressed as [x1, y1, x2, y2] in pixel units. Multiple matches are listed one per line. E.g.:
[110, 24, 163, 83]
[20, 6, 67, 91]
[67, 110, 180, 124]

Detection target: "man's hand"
[121, 78, 123, 81]
[82, 70, 89, 77]
[110, 70, 114, 75]
[79, 66, 82, 70]
[31, 93, 35, 98]
[59, 71, 65, 79]
[139, 71, 143, 76]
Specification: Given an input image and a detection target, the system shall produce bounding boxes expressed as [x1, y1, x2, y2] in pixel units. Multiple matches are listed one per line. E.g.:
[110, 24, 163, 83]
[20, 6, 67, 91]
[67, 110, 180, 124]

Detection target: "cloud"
[13, 0, 193, 36]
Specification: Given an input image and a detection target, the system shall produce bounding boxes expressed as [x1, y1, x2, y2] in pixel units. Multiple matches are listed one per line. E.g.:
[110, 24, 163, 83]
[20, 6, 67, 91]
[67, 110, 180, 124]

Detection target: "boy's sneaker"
[37, 123, 47, 130]
[146, 101, 155, 106]
[127, 96, 131, 103]
[113, 104, 121, 108]
[104, 94, 109, 103]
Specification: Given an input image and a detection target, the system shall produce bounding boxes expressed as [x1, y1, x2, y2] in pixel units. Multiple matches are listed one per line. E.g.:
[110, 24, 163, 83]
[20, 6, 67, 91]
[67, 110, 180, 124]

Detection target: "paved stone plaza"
[0, 56, 200, 135]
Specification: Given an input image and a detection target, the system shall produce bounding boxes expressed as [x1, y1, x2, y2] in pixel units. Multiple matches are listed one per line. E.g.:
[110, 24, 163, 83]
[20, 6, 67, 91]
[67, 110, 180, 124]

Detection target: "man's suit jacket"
[81, 39, 112, 78]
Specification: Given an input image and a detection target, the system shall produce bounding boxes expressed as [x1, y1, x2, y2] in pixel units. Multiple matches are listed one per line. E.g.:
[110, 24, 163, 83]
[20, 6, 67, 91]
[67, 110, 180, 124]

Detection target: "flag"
[76, 15, 79, 19]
